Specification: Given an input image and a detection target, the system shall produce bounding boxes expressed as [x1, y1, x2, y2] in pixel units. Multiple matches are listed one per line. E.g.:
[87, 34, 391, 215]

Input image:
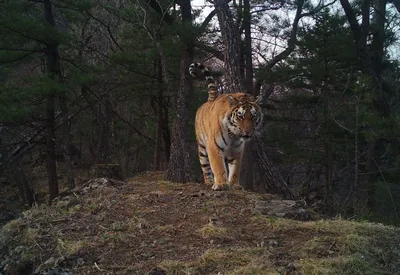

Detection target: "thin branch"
[156, 0, 175, 30]
[194, 42, 224, 61]
[84, 11, 125, 52]
[0, 51, 39, 64]
[84, 85, 155, 144]
[0, 47, 43, 53]
[0, 24, 47, 45]
[301, 0, 337, 17]
[146, 0, 175, 24]
[197, 8, 218, 35]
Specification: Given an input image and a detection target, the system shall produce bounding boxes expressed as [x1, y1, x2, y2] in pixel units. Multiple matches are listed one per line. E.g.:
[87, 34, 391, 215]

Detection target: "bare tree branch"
[194, 42, 224, 61]
[84, 11, 125, 52]
[197, 8, 218, 35]
[146, 0, 175, 24]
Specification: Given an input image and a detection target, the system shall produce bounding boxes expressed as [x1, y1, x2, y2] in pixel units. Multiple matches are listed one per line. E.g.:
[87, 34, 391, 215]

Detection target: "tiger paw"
[211, 183, 230, 191]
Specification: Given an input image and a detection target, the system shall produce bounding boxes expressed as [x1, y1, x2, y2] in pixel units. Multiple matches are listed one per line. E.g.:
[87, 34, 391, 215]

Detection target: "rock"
[36, 267, 74, 275]
[80, 178, 125, 194]
[252, 200, 310, 221]
[76, 258, 85, 266]
[147, 267, 166, 275]
[269, 240, 279, 246]
[34, 257, 57, 274]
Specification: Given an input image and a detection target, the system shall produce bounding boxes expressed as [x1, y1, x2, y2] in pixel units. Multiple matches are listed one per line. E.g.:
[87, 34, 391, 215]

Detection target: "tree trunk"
[340, 0, 388, 212]
[162, 101, 171, 162]
[166, 0, 194, 182]
[59, 87, 75, 190]
[44, 0, 60, 202]
[45, 93, 58, 201]
[213, 0, 300, 199]
[252, 136, 298, 199]
[240, 0, 255, 190]
[96, 92, 112, 164]
[214, 0, 245, 91]
[339, 0, 388, 116]
[153, 59, 163, 171]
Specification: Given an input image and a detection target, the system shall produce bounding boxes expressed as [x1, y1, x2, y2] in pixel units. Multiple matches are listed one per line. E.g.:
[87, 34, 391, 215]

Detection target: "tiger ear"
[227, 95, 237, 106]
[245, 93, 255, 101]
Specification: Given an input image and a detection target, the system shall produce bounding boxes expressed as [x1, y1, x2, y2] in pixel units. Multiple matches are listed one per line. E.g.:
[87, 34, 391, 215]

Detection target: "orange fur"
[195, 91, 263, 190]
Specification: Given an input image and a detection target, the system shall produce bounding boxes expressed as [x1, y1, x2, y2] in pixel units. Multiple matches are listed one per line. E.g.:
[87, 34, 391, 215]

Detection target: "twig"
[51, 218, 70, 223]
[381, 251, 387, 266]
[34, 239, 44, 251]
[94, 262, 104, 271]
[327, 240, 336, 251]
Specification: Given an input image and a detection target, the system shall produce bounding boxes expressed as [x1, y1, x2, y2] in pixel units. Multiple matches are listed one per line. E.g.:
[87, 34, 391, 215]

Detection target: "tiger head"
[225, 93, 264, 141]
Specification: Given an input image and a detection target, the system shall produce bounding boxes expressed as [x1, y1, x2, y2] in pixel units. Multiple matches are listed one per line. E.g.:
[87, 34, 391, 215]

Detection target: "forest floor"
[1, 172, 400, 275]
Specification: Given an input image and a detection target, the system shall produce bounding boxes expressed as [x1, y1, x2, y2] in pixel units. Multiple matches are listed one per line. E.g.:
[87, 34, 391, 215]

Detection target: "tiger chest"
[215, 133, 245, 158]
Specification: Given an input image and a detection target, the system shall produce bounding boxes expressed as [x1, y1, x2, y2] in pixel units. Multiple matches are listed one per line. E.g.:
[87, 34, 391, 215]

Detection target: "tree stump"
[91, 164, 122, 180]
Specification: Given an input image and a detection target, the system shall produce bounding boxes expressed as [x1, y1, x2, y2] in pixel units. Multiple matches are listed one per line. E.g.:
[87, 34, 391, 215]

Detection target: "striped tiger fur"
[189, 62, 218, 101]
[190, 63, 264, 191]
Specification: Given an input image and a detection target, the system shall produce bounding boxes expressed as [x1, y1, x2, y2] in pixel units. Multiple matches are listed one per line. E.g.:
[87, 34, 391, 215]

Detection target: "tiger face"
[225, 96, 263, 141]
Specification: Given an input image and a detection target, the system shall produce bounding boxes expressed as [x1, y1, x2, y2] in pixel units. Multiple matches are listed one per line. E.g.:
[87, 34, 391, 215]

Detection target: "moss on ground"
[1, 174, 399, 275]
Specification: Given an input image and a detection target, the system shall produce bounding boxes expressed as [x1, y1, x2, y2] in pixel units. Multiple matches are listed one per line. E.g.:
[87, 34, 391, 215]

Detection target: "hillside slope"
[1, 173, 400, 275]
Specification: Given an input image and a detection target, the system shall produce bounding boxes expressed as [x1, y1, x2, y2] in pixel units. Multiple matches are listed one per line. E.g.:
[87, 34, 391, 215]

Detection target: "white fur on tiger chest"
[215, 132, 245, 158]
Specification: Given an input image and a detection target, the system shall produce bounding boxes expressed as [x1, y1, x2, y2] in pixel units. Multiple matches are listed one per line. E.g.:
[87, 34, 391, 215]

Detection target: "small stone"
[269, 240, 279, 246]
[252, 200, 310, 221]
[34, 257, 56, 274]
[209, 216, 218, 225]
[76, 258, 85, 266]
[147, 268, 166, 275]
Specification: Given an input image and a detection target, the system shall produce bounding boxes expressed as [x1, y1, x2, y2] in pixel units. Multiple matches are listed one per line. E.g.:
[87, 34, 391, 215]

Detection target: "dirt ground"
[1, 172, 400, 275]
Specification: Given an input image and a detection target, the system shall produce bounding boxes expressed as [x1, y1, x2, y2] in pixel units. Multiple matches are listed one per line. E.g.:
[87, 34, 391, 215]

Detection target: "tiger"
[189, 63, 264, 191]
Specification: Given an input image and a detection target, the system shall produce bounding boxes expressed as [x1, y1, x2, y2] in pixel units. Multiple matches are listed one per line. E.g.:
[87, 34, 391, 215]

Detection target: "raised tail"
[189, 63, 218, 102]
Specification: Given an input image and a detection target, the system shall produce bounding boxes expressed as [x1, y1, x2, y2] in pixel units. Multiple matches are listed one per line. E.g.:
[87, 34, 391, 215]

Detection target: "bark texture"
[44, 0, 60, 202]
[166, 0, 194, 182]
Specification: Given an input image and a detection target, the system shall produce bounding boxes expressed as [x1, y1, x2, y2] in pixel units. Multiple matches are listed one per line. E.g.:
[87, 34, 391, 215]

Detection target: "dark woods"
[0, 0, 399, 225]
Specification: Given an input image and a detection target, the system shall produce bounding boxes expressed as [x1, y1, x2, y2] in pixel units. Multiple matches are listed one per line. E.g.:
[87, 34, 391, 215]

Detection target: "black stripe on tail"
[189, 63, 218, 102]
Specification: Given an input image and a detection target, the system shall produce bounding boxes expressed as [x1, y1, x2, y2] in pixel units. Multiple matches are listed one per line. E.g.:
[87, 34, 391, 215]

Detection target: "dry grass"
[1, 172, 399, 275]
[198, 224, 231, 239]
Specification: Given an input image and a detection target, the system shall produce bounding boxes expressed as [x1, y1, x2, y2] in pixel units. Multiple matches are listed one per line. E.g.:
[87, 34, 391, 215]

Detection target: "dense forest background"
[0, 0, 399, 226]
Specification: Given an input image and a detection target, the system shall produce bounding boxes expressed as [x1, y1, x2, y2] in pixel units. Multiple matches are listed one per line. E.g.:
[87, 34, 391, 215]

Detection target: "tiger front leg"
[207, 142, 229, 191]
[228, 153, 244, 190]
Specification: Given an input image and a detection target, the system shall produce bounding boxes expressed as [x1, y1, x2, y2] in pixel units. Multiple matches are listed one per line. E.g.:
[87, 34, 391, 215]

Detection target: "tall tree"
[240, 0, 255, 190]
[167, 0, 195, 182]
[214, 0, 245, 91]
[339, 0, 396, 210]
[44, 0, 61, 201]
[213, 0, 302, 199]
